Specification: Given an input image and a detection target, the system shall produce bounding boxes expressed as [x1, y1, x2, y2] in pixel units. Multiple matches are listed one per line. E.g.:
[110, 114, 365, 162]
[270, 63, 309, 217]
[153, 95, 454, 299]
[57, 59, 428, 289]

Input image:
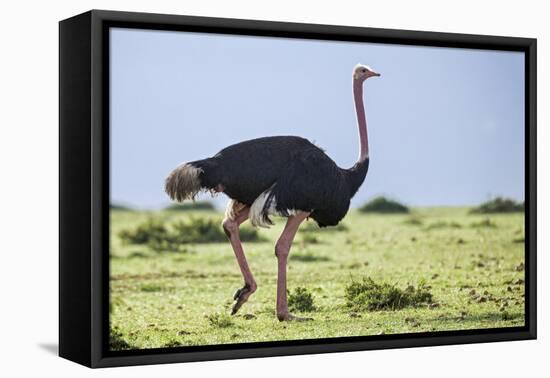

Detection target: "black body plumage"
[187, 136, 369, 227]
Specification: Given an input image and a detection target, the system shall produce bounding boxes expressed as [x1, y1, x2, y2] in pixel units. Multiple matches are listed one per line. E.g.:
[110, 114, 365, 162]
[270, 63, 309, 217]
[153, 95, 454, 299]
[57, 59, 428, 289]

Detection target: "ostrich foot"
[231, 283, 256, 315]
[277, 312, 314, 322]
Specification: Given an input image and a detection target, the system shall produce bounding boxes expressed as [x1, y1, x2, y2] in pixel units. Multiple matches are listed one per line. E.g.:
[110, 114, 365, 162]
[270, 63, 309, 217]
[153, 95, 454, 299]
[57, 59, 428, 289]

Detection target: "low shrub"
[172, 218, 226, 243]
[470, 197, 524, 214]
[237, 225, 263, 242]
[470, 218, 497, 228]
[110, 203, 133, 211]
[164, 201, 216, 211]
[288, 287, 316, 312]
[118, 216, 264, 253]
[425, 220, 462, 230]
[140, 283, 164, 292]
[290, 253, 331, 262]
[403, 217, 423, 226]
[345, 277, 433, 311]
[301, 222, 349, 233]
[109, 326, 133, 350]
[171, 217, 263, 243]
[300, 233, 320, 245]
[359, 196, 409, 214]
[118, 218, 168, 245]
[163, 339, 183, 348]
[206, 313, 234, 328]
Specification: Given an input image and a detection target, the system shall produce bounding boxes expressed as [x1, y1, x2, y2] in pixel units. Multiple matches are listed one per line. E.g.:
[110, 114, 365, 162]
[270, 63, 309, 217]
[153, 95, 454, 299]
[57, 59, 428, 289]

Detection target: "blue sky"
[110, 28, 525, 210]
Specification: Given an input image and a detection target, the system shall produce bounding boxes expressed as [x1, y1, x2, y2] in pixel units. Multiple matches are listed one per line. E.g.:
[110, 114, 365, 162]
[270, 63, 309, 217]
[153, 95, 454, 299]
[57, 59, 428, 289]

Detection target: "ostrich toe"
[231, 284, 255, 315]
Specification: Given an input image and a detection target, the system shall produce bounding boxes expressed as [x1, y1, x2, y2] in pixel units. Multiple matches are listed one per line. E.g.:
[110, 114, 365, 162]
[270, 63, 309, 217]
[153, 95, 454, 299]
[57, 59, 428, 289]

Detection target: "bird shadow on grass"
[38, 343, 58, 355]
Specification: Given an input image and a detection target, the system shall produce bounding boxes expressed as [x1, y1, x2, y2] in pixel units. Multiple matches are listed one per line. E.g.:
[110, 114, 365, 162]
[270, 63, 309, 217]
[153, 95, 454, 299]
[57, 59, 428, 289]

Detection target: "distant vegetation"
[301, 221, 349, 233]
[118, 216, 263, 252]
[119, 218, 167, 245]
[470, 197, 524, 214]
[470, 218, 497, 228]
[164, 201, 215, 211]
[359, 196, 409, 214]
[110, 203, 133, 211]
[425, 220, 462, 230]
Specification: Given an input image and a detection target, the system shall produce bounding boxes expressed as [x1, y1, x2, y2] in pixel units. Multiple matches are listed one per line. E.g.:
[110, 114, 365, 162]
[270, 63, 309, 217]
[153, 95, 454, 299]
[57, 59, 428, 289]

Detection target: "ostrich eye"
[361, 69, 367, 73]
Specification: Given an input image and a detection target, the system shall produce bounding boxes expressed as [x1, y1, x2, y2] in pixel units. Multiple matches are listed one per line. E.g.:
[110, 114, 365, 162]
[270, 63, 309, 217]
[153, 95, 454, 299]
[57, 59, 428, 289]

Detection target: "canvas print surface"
[109, 27, 525, 351]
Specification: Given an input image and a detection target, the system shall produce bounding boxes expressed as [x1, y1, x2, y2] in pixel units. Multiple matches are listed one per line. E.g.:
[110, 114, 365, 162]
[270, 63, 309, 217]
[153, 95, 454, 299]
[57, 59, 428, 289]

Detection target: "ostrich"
[165, 64, 380, 321]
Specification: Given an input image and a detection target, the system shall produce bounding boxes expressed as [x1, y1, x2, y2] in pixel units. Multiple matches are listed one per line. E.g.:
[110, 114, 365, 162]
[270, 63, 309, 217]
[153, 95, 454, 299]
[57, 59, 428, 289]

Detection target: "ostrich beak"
[372, 72, 381, 77]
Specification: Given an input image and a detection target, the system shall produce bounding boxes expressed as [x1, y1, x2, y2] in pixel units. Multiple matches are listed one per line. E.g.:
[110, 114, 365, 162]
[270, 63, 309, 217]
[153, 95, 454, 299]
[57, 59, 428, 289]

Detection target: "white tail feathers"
[164, 163, 203, 202]
[250, 189, 275, 228]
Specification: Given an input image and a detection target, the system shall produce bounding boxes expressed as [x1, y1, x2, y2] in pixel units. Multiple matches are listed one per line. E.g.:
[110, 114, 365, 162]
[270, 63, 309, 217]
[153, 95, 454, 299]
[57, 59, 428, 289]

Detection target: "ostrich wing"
[268, 148, 351, 227]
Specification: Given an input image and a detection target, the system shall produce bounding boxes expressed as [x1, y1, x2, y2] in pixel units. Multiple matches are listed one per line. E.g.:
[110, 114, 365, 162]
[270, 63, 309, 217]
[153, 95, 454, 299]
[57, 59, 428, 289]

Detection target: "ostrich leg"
[275, 211, 311, 321]
[222, 204, 256, 315]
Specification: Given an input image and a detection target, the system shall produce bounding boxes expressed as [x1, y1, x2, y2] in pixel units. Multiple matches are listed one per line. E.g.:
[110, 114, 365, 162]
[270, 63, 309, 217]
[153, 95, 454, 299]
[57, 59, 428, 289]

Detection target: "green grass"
[109, 207, 525, 350]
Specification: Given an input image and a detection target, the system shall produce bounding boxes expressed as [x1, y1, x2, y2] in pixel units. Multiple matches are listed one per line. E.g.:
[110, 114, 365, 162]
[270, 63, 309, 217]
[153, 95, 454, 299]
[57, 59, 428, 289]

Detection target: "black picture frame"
[59, 9, 537, 368]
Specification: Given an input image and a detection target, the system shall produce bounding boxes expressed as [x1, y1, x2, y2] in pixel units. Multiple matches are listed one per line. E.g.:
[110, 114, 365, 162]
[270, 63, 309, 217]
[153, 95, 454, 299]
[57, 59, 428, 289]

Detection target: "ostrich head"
[353, 64, 381, 81]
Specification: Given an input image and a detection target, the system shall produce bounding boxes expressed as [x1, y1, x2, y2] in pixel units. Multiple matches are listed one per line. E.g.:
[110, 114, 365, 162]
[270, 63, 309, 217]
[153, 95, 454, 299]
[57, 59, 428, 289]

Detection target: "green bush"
[290, 253, 331, 262]
[403, 217, 423, 226]
[164, 201, 215, 211]
[171, 217, 264, 243]
[300, 233, 320, 244]
[110, 203, 133, 211]
[109, 326, 133, 350]
[206, 313, 234, 328]
[288, 287, 316, 312]
[425, 220, 462, 230]
[345, 277, 433, 311]
[140, 283, 164, 292]
[470, 218, 497, 228]
[163, 339, 183, 348]
[118, 218, 168, 245]
[172, 218, 226, 243]
[239, 226, 265, 242]
[301, 222, 349, 233]
[359, 196, 409, 214]
[470, 197, 524, 214]
[118, 216, 264, 253]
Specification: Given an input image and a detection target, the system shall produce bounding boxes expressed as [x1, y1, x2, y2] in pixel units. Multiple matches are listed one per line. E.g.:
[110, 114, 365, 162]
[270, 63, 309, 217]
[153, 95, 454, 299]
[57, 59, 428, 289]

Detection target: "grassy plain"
[109, 207, 525, 350]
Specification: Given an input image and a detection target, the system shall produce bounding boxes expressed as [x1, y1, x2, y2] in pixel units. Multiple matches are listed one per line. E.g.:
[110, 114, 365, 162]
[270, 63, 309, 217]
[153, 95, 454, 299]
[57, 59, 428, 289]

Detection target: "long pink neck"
[353, 79, 369, 162]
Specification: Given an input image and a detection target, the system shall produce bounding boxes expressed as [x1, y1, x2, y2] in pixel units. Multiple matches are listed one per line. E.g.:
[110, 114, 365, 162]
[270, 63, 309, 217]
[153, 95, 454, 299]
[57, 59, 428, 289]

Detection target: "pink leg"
[222, 206, 257, 315]
[275, 211, 311, 321]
